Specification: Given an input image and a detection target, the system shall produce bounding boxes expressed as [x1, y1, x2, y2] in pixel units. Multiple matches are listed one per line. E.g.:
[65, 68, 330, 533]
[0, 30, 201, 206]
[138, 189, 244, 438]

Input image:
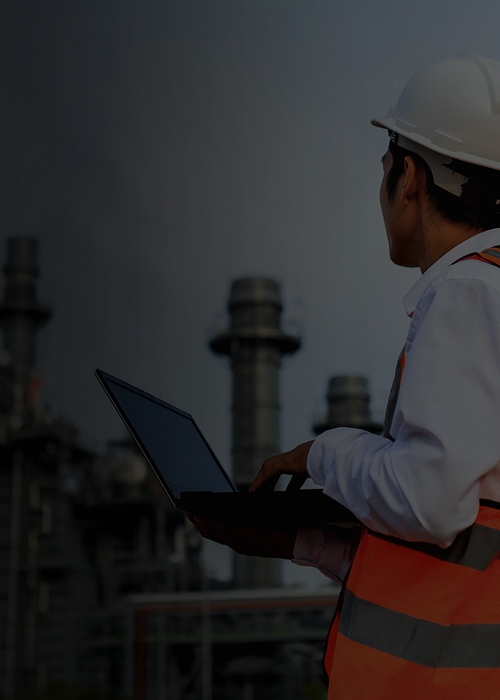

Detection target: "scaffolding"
[125, 587, 338, 700]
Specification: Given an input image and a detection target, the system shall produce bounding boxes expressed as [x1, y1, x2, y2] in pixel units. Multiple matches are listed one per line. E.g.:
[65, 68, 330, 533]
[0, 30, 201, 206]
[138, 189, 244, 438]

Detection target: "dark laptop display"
[102, 376, 234, 499]
[95, 370, 359, 529]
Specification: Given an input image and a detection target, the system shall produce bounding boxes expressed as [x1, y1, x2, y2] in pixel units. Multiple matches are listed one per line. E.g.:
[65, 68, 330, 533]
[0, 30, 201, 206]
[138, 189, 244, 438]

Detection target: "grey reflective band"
[482, 247, 500, 259]
[382, 347, 405, 441]
[339, 590, 500, 668]
[371, 521, 500, 571]
[444, 523, 500, 570]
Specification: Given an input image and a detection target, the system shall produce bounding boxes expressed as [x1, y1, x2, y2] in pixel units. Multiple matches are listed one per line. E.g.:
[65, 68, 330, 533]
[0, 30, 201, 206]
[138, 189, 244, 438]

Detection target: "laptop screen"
[102, 376, 235, 500]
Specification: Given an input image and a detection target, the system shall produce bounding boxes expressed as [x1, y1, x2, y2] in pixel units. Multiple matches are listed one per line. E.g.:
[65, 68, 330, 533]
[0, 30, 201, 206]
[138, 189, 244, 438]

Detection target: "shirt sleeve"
[292, 526, 361, 584]
[307, 277, 500, 547]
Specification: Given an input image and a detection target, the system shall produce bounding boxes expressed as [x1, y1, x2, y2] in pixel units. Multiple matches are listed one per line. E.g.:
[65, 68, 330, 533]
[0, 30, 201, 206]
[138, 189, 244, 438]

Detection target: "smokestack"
[210, 277, 300, 588]
[0, 238, 51, 418]
[313, 375, 382, 435]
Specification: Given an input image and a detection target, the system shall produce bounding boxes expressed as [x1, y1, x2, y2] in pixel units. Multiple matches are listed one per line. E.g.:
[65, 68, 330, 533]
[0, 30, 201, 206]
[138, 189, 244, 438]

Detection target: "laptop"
[95, 369, 359, 530]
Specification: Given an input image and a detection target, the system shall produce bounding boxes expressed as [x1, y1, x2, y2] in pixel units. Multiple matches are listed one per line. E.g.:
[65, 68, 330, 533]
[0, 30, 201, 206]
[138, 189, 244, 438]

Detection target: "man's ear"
[400, 156, 419, 202]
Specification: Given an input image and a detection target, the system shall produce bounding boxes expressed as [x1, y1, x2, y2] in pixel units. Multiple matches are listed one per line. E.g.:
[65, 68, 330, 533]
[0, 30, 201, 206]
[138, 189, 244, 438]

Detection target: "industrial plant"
[0, 237, 381, 699]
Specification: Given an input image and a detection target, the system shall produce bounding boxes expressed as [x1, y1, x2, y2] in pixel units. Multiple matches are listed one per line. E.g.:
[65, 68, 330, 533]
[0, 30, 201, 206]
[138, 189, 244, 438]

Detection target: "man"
[192, 53, 500, 697]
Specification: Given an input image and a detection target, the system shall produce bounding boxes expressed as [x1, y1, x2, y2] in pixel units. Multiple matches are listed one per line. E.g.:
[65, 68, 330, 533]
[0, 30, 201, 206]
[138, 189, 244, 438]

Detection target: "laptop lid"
[95, 370, 360, 529]
[95, 369, 236, 507]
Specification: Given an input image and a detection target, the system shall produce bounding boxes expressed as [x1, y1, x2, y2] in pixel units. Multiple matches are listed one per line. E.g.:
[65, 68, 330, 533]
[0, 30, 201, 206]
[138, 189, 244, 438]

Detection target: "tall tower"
[313, 375, 382, 435]
[0, 237, 51, 419]
[210, 278, 300, 588]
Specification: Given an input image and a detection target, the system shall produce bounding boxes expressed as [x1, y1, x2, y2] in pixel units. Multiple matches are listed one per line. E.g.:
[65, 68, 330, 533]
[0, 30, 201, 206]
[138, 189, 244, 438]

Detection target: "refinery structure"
[209, 277, 301, 589]
[0, 237, 381, 699]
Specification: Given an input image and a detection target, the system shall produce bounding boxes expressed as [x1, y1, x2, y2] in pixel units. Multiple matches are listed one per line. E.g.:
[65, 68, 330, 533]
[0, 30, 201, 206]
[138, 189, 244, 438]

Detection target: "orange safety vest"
[324, 246, 500, 699]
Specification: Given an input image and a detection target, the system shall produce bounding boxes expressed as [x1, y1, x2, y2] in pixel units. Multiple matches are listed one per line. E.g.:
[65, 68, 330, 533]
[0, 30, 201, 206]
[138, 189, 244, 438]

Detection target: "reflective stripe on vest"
[324, 246, 500, 698]
[382, 346, 406, 440]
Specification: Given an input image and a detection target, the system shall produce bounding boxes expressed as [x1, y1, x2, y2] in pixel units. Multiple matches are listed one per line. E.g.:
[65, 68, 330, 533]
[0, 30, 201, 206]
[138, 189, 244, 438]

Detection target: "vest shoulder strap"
[453, 245, 500, 267]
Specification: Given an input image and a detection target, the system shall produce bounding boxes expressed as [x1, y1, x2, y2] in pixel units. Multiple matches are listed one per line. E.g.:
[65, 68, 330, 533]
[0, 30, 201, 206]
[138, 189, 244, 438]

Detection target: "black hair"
[386, 136, 500, 231]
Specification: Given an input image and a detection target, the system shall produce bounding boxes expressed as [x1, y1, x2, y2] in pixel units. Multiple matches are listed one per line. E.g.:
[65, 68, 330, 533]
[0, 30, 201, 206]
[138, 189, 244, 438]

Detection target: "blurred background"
[1, 1, 499, 698]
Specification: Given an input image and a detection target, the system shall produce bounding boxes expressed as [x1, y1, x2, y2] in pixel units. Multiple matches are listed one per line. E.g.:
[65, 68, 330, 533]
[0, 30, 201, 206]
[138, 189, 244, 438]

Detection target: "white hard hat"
[371, 53, 500, 196]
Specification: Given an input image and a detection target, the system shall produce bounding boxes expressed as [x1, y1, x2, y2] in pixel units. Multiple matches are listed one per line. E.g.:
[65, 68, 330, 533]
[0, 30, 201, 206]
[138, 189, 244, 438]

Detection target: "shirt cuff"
[292, 526, 360, 584]
[306, 427, 366, 485]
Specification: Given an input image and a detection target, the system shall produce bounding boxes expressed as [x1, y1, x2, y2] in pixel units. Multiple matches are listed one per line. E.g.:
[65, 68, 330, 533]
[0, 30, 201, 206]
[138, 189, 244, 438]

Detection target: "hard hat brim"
[370, 117, 391, 130]
[370, 115, 500, 172]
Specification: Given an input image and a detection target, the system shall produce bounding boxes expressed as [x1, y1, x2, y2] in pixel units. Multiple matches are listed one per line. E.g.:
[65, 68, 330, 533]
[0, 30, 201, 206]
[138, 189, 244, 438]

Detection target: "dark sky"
[2, 0, 500, 582]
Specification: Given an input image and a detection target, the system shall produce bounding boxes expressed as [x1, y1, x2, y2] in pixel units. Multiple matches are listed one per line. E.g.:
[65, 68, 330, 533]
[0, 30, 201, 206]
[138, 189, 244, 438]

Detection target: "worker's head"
[372, 54, 500, 269]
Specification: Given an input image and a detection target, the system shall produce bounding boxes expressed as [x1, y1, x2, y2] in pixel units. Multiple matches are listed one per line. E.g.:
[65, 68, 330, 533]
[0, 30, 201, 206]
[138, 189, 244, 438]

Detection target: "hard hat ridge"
[463, 52, 500, 116]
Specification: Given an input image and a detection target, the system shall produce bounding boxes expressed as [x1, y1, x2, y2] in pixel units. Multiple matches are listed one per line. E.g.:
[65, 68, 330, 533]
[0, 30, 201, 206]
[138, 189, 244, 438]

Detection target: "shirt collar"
[403, 228, 500, 316]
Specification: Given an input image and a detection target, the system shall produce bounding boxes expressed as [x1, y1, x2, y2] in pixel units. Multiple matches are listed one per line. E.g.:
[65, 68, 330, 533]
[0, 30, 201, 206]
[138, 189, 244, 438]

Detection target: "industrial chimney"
[210, 278, 300, 588]
[313, 375, 382, 436]
[0, 237, 51, 419]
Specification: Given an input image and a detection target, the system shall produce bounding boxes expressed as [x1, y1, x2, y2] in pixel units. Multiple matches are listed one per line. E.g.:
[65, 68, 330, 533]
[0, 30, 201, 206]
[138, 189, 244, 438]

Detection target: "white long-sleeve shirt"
[293, 228, 500, 582]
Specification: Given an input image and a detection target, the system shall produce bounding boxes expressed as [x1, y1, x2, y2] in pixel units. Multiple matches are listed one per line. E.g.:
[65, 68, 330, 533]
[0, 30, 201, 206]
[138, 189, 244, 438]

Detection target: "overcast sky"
[2, 0, 500, 583]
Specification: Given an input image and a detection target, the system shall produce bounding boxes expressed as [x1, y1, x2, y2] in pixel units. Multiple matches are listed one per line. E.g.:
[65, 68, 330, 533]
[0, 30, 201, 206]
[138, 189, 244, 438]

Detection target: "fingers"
[249, 441, 314, 492]
[249, 455, 281, 492]
[187, 513, 229, 543]
[249, 453, 287, 492]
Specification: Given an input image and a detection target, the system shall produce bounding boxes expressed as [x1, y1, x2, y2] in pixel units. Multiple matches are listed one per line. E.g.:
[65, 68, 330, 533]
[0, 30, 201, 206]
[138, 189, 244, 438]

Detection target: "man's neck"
[419, 216, 483, 273]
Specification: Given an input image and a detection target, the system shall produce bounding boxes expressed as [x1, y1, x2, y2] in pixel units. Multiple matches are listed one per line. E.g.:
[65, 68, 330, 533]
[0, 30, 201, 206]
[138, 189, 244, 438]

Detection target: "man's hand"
[249, 440, 314, 492]
[186, 514, 296, 559]
[186, 440, 315, 559]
